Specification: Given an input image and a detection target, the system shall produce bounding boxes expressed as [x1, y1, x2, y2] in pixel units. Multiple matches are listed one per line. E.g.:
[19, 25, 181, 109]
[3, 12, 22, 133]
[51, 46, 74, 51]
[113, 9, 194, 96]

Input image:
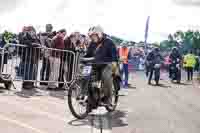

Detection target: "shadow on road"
[0, 86, 8, 93]
[37, 85, 68, 99]
[150, 83, 171, 88]
[11, 85, 68, 99]
[48, 90, 67, 99]
[68, 110, 128, 129]
[15, 88, 43, 98]
[172, 82, 191, 86]
[128, 86, 137, 89]
[158, 84, 171, 88]
[68, 118, 90, 127]
[112, 110, 128, 128]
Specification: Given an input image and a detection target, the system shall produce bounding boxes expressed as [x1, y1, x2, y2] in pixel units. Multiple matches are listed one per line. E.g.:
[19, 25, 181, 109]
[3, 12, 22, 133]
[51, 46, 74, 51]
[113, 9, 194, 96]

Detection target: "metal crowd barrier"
[0, 43, 78, 89]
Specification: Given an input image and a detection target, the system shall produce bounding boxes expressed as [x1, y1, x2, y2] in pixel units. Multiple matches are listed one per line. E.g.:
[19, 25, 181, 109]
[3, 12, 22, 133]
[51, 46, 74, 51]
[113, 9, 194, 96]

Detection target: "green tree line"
[159, 30, 200, 54]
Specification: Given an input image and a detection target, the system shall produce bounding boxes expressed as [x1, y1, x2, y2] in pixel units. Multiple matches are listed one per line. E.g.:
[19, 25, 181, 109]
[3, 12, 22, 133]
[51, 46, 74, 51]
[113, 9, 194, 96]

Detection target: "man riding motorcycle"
[84, 25, 118, 110]
[146, 47, 163, 85]
[169, 47, 182, 83]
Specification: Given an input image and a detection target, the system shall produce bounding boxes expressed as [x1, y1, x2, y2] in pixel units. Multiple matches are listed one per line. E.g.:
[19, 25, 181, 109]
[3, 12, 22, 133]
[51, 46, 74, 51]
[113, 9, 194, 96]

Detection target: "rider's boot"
[102, 96, 113, 110]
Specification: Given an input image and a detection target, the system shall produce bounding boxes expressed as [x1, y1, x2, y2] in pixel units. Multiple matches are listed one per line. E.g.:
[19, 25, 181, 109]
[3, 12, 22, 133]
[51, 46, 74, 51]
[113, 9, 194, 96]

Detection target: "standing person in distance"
[183, 50, 196, 81]
[118, 43, 130, 88]
[169, 47, 182, 83]
[146, 47, 163, 85]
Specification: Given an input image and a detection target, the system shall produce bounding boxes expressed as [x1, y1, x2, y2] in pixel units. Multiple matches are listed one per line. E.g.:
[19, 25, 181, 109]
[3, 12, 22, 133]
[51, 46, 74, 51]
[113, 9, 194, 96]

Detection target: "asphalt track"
[0, 71, 200, 133]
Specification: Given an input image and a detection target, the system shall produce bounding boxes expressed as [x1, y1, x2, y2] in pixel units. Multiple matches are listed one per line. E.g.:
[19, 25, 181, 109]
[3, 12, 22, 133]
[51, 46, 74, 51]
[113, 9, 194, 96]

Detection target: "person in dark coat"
[146, 47, 163, 85]
[19, 26, 40, 89]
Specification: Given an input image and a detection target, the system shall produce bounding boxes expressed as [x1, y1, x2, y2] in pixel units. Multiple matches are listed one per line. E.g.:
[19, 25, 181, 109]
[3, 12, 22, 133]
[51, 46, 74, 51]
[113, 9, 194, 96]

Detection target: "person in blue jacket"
[85, 25, 118, 110]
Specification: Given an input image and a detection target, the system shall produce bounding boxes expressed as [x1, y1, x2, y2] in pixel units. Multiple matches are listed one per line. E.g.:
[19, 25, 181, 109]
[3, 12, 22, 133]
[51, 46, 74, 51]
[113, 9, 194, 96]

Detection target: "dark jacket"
[85, 37, 118, 63]
[18, 32, 40, 63]
[64, 37, 76, 52]
[169, 52, 182, 62]
[146, 51, 163, 68]
[40, 32, 55, 48]
[63, 37, 76, 63]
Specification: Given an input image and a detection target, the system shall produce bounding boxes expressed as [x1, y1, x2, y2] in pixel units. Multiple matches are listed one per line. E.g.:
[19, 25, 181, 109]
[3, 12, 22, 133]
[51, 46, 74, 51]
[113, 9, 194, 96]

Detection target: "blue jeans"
[120, 64, 129, 86]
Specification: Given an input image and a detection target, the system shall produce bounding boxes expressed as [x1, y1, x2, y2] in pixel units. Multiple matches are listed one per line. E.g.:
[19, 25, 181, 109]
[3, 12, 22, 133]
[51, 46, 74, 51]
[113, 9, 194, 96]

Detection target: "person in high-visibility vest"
[183, 50, 196, 81]
[119, 44, 130, 88]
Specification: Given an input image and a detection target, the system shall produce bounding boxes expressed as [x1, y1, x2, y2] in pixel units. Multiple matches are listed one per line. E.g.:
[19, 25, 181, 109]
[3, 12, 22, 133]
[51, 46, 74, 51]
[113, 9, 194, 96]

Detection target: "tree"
[173, 30, 184, 42]
[160, 40, 172, 51]
[110, 36, 124, 45]
[2, 30, 14, 43]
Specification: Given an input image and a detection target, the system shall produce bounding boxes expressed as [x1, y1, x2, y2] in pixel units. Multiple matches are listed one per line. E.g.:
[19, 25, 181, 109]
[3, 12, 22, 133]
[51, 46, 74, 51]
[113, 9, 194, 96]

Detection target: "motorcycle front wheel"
[68, 79, 89, 119]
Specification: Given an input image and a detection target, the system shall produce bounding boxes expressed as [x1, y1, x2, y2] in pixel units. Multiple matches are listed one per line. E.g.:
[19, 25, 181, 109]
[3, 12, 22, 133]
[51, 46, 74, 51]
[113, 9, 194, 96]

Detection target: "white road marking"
[0, 114, 47, 133]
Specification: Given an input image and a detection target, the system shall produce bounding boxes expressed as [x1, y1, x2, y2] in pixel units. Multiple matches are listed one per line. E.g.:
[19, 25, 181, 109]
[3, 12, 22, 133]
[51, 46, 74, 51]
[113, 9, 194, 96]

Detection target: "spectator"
[48, 29, 66, 90]
[79, 35, 87, 53]
[118, 43, 131, 88]
[63, 33, 77, 84]
[19, 26, 40, 89]
[40, 24, 55, 85]
[0, 34, 8, 72]
[139, 56, 145, 70]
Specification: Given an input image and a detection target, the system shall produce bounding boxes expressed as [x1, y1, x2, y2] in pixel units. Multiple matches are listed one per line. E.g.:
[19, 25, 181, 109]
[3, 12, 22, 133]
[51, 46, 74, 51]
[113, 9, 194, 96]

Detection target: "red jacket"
[52, 34, 65, 57]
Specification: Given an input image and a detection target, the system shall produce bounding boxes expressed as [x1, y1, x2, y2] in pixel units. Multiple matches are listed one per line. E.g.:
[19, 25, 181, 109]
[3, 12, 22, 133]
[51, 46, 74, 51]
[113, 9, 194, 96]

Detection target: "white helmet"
[88, 25, 104, 39]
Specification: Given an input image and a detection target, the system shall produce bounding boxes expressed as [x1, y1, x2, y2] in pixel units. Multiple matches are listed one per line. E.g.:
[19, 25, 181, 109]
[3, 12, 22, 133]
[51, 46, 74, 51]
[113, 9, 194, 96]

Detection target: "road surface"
[0, 71, 200, 133]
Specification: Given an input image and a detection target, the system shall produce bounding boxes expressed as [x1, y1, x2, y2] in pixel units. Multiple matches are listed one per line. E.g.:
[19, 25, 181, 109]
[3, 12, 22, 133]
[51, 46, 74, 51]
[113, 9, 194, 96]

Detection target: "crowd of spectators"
[0, 24, 90, 89]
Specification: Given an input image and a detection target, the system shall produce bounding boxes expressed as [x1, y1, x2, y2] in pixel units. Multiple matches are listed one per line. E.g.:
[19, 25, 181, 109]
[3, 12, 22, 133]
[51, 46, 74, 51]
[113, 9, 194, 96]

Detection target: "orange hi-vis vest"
[119, 48, 129, 64]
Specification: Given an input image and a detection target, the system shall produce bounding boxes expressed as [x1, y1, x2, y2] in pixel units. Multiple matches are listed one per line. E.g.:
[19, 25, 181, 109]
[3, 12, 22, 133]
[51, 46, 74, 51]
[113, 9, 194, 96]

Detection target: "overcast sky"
[0, 0, 200, 42]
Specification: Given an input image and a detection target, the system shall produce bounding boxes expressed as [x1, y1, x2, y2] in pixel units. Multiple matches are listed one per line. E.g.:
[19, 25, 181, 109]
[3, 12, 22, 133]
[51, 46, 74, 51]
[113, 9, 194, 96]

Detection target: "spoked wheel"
[105, 79, 119, 112]
[68, 80, 89, 119]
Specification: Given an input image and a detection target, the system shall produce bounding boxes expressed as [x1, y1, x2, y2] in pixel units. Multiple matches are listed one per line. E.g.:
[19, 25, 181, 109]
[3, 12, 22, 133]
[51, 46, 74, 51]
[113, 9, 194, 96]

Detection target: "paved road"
[124, 71, 200, 133]
[0, 71, 200, 133]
